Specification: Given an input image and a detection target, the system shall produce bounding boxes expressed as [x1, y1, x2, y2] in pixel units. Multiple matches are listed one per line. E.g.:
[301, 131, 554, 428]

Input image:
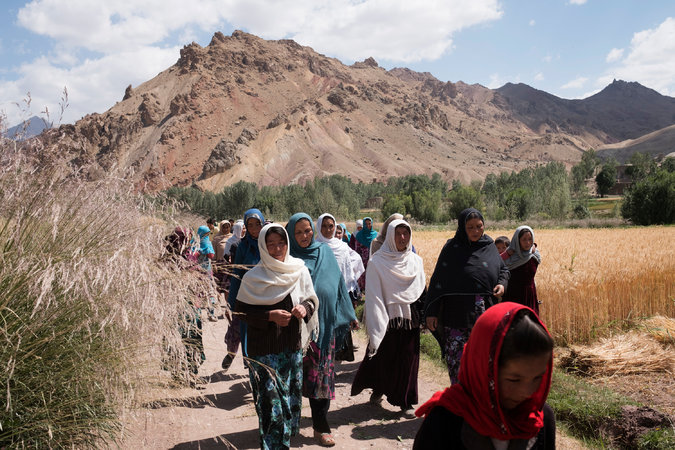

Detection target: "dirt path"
[121, 316, 587, 449]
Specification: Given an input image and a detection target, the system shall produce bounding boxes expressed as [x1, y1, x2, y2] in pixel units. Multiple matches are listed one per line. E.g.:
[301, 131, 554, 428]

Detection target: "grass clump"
[0, 148, 212, 447]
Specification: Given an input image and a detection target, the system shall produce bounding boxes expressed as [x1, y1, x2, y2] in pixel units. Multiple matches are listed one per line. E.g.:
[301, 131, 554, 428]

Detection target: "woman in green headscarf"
[286, 213, 356, 447]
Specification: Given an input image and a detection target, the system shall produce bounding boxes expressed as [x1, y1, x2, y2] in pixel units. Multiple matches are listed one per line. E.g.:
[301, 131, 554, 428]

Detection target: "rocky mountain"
[6, 116, 50, 140]
[22, 31, 675, 193]
[597, 123, 675, 162]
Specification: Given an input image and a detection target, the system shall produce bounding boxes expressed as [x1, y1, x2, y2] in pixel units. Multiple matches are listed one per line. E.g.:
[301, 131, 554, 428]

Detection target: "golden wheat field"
[412, 226, 675, 344]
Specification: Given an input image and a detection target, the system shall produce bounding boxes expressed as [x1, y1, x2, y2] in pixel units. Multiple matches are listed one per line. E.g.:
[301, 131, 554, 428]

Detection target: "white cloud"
[561, 76, 588, 89]
[568, 0, 587, 5]
[601, 17, 675, 96]
[2, 0, 505, 124]
[534, 72, 544, 81]
[605, 48, 624, 63]
[529, 19, 535, 26]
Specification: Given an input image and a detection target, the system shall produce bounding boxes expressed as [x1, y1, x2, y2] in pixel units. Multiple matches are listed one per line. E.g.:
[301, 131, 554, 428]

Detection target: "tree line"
[164, 152, 674, 225]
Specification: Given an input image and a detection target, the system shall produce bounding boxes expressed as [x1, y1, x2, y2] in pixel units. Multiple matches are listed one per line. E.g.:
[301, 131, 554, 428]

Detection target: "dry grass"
[413, 227, 675, 344]
[559, 332, 675, 376]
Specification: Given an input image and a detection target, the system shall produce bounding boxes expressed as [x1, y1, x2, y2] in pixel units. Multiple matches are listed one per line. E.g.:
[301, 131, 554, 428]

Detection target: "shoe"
[313, 430, 336, 447]
[369, 392, 383, 406]
[400, 405, 416, 417]
[221, 353, 234, 372]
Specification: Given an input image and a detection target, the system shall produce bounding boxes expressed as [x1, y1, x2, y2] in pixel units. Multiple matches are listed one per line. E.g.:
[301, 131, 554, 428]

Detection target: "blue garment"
[355, 216, 378, 248]
[286, 213, 355, 352]
[197, 225, 214, 272]
[228, 209, 265, 357]
[339, 223, 351, 244]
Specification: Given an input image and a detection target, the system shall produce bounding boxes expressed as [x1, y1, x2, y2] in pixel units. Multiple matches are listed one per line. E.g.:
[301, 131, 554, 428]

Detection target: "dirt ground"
[121, 316, 588, 449]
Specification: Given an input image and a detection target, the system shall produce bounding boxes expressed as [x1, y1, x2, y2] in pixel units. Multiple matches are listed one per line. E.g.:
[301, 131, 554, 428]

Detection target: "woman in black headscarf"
[424, 208, 509, 384]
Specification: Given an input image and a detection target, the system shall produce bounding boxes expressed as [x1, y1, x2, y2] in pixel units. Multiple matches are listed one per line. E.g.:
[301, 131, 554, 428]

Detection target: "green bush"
[621, 169, 675, 225]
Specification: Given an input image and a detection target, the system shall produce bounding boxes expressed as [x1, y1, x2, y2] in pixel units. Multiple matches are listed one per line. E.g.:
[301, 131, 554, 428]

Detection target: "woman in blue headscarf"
[286, 213, 356, 447]
[196, 225, 219, 321]
[338, 223, 351, 244]
[222, 208, 265, 371]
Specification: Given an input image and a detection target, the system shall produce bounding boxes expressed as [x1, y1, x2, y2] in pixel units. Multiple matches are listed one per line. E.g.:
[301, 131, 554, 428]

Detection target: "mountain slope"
[23, 31, 675, 193]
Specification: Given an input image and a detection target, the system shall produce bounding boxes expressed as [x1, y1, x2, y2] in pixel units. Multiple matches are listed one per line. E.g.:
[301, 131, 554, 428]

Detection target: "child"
[495, 235, 510, 255]
[502, 226, 542, 315]
[414, 302, 555, 449]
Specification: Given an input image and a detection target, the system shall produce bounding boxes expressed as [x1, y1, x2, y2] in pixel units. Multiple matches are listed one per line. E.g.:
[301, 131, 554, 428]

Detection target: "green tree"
[621, 169, 675, 225]
[447, 183, 484, 220]
[595, 162, 617, 198]
[625, 152, 657, 182]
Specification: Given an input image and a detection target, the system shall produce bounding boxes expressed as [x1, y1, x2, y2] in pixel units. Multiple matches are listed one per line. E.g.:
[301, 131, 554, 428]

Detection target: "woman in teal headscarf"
[286, 213, 356, 447]
[352, 217, 377, 293]
[339, 223, 351, 244]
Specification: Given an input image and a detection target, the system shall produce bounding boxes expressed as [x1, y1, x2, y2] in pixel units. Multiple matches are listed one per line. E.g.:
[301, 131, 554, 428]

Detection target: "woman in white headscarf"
[235, 223, 319, 450]
[224, 220, 244, 262]
[369, 213, 404, 257]
[316, 213, 365, 361]
[350, 219, 426, 416]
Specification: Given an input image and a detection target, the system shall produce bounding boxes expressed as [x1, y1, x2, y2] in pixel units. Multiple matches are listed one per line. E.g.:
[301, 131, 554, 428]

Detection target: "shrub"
[0, 151, 210, 447]
[621, 169, 675, 225]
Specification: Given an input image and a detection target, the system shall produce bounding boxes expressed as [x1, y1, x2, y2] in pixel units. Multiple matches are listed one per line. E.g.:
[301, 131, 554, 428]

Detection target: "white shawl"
[503, 225, 542, 270]
[224, 220, 244, 256]
[315, 213, 365, 292]
[237, 224, 319, 349]
[364, 219, 425, 354]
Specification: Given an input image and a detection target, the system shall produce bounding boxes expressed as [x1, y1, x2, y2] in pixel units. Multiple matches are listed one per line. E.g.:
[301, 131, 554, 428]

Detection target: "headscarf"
[503, 226, 542, 271]
[339, 223, 351, 243]
[416, 302, 552, 441]
[224, 220, 244, 256]
[355, 216, 378, 248]
[364, 219, 425, 354]
[370, 213, 404, 257]
[197, 225, 214, 256]
[227, 209, 265, 308]
[425, 208, 509, 327]
[213, 221, 233, 261]
[356, 219, 363, 229]
[316, 213, 365, 293]
[237, 224, 319, 349]
[286, 213, 356, 351]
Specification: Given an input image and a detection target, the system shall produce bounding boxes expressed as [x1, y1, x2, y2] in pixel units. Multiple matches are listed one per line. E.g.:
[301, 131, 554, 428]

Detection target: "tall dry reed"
[413, 227, 674, 344]
[0, 146, 214, 447]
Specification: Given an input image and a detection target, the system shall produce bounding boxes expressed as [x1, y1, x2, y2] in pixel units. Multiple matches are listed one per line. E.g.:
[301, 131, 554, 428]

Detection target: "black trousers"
[309, 398, 331, 433]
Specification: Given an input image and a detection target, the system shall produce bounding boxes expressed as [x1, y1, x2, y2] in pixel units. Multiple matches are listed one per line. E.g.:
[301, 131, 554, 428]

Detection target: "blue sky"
[1, 0, 674, 126]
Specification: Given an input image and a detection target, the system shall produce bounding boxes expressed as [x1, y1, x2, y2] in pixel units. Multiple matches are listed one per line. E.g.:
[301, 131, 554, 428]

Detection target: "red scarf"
[415, 302, 552, 440]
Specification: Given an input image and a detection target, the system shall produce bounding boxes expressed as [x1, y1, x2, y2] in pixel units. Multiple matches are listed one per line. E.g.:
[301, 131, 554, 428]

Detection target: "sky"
[1, 0, 674, 126]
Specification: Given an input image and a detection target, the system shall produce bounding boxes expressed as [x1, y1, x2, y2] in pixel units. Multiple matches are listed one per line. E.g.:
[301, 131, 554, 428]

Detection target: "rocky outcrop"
[202, 140, 241, 178]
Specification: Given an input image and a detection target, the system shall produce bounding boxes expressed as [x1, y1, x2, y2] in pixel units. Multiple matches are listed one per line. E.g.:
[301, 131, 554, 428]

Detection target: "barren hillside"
[23, 31, 675, 193]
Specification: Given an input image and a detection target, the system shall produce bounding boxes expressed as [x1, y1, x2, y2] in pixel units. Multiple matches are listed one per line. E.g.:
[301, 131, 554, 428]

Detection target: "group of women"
[176, 206, 551, 449]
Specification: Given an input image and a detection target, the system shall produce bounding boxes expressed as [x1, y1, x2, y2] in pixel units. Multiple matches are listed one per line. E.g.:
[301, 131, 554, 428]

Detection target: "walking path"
[121, 316, 585, 449]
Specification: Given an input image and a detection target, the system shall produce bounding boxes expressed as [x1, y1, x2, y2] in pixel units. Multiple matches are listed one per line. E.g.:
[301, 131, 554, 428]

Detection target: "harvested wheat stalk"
[560, 332, 675, 376]
[640, 315, 675, 346]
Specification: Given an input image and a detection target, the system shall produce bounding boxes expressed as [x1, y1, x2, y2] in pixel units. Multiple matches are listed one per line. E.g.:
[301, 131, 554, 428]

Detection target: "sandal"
[313, 430, 336, 447]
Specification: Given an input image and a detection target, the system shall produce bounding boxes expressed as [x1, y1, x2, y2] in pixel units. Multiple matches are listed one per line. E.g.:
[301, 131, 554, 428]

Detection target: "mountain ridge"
[16, 30, 675, 193]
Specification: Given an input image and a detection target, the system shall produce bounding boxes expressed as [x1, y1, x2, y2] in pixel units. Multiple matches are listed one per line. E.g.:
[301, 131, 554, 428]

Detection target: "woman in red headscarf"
[414, 302, 555, 449]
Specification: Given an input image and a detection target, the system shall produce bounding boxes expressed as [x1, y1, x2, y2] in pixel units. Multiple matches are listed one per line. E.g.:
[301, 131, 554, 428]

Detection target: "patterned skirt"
[442, 296, 486, 384]
[247, 350, 303, 450]
[302, 338, 336, 400]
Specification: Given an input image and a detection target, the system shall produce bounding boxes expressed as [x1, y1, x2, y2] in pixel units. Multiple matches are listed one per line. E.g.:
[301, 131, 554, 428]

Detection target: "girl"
[235, 224, 319, 450]
[414, 302, 555, 449]
[502, 226, 542, 315]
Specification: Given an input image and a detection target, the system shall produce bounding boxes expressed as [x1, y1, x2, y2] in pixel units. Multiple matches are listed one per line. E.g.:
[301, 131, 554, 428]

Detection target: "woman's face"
[320, 218, 335, 239]
[465, 218, 484, 243]
[364, 219, 372, 230]
[335, 226, 343, 240]
[519, 231, 533, 252]
[265, 231, 287, 262]
[221, 223, 231, 234]
[393, 225, 411, 252]
[498, 353, 549, 411]
[294, 219, 314, 248]
[246, 218, 262, 239]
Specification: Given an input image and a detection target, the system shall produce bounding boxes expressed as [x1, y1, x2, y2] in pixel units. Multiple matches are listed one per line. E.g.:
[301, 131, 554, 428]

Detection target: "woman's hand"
[426, 316, 438, 331]
[290, 304, 307, 320]
[269, 309, 292, 327]
[493, 284, 505, 297]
